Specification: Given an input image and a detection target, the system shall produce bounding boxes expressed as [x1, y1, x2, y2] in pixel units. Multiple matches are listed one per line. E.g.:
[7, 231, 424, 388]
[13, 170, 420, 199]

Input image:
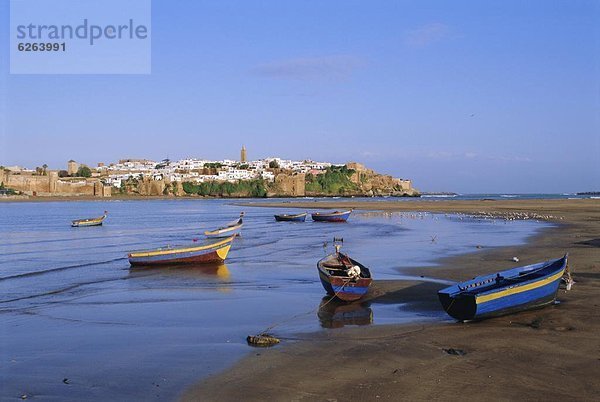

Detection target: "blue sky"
[1, 0, 598, 193]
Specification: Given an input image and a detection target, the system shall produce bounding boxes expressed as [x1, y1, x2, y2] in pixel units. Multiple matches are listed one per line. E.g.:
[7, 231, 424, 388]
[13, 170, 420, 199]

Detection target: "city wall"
[1, 171, 111, 197]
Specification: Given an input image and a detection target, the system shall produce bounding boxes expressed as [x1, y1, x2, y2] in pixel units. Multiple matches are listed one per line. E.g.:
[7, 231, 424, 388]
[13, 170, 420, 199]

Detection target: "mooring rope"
[247, 276, 356, 346]
[262, 276, 354, 334]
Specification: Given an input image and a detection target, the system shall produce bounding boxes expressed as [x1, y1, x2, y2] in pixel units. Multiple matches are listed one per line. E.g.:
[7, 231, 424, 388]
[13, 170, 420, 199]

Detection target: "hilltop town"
[0, 147, 419, 199]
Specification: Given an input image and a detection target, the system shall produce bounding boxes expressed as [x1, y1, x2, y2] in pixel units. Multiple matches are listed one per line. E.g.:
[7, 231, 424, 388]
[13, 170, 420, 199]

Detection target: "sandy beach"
[182, 199, 600, 401]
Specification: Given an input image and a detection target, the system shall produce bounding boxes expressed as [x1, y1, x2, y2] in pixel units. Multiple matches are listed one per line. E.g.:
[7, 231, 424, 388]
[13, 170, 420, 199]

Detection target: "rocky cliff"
[346, 162, 419, 197]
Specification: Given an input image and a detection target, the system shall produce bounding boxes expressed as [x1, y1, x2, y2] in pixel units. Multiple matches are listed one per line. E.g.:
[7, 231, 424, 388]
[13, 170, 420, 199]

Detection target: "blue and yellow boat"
[438, 254, 568, 321]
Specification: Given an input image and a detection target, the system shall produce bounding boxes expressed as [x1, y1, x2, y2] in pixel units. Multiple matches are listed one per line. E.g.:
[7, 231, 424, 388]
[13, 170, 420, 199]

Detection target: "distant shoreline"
[1, 193, 596, 204]
[0, 194, 422, 203]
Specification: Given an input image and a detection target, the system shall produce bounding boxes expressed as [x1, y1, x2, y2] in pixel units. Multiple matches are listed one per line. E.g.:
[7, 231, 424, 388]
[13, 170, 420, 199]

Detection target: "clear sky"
[1, 0, 598, 193]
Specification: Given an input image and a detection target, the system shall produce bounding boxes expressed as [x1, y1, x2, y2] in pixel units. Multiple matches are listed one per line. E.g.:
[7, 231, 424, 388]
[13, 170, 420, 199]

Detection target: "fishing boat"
[274, 212, 307, 222]
[317, 238, 372, 301]
[128, 235, 235, 267]
[71, 211, 108, 227]
[311, 209, 352, 222]
[204, 213, 243, 238]
[438, 254, 569, 321]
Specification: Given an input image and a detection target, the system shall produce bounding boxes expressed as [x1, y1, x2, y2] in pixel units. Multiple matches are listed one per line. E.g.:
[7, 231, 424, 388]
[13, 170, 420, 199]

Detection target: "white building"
[101, 155, 335, 186]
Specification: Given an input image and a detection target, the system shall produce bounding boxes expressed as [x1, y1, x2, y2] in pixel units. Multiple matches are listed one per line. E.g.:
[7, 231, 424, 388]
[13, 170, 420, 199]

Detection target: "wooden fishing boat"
[311, 209, 352, 222]
[71, 211, 108, 227]
[274, 212, 307, 222]
[204, 213, 243, 238]
[317, 238, 372, 301]
[438, 254, 569, 321]
[128, 235, 235, 267]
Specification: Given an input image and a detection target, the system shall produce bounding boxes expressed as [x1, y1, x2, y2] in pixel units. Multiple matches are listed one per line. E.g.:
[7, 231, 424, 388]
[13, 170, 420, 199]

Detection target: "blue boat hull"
[318, 270, 371, 301]
[311, 211, 351, 222]
[274, 214, 307, 222]
[438, 255, 567, 321]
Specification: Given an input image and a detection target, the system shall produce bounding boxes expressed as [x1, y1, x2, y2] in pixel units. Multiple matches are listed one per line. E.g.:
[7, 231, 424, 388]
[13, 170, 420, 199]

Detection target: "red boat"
[317, 238, 372, 301]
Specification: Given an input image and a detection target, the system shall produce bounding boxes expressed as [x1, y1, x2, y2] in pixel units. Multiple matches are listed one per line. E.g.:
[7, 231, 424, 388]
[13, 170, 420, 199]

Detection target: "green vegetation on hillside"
[76, 166, 92, 178]
[120, 175, 140, 194]
[182, 179, 268, 197]
[305, 166, 358, 195]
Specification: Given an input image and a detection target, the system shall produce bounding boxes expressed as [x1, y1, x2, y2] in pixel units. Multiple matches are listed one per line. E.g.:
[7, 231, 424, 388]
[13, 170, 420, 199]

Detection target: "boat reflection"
[128, 262, 231, 280]
[317, 297, 373, 329]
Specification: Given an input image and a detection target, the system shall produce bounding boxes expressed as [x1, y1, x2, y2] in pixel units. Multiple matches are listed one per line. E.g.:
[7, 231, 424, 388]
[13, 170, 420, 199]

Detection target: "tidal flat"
[185, 198, 600, 401]
[0, 198, 557, 400]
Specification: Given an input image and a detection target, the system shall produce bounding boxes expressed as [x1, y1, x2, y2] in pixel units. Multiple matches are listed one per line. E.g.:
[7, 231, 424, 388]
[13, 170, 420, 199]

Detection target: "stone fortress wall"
[0, 169, 111, 197]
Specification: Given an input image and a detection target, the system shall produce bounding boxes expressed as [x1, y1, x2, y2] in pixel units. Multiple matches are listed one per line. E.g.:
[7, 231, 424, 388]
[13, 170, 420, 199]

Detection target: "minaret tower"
[240, 145, 247, 163]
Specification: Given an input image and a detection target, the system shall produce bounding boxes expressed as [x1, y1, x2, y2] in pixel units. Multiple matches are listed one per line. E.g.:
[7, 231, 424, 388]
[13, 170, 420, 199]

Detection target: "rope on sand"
[562, 263, 575, 291]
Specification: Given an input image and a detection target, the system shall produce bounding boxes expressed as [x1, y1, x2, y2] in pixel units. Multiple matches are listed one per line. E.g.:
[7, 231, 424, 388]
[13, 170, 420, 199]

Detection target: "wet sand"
[182, 199, 600, 401]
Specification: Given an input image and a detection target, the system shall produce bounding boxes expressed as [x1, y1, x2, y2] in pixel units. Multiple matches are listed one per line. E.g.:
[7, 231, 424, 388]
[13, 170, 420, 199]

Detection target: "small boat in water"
[128, 235, 235, 267]
[205, 213, 243, 238]
[438, 254, 569, 321]
[311, 209, 352, 222]
[274, 212, 307, 222]
[317, 238, 372, 301]
[71, 211, 108, 227]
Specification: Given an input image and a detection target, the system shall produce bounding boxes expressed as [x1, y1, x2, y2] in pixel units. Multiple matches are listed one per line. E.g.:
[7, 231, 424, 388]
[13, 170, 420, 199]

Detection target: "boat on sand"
[438, 254, 569, 321]
[317, 238, 372, 301]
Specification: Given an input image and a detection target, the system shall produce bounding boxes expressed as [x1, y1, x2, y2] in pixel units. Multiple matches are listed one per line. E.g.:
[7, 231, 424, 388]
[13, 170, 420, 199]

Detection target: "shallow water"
[0, 199, 548, 400]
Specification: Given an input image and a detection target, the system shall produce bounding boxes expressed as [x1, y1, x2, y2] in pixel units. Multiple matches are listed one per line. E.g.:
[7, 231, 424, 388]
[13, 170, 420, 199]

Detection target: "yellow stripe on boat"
[476, 270, 565, 304]
[129, 236, 234, 258]
[216, 244, 231, 260]
[74, 218, 103, 224]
